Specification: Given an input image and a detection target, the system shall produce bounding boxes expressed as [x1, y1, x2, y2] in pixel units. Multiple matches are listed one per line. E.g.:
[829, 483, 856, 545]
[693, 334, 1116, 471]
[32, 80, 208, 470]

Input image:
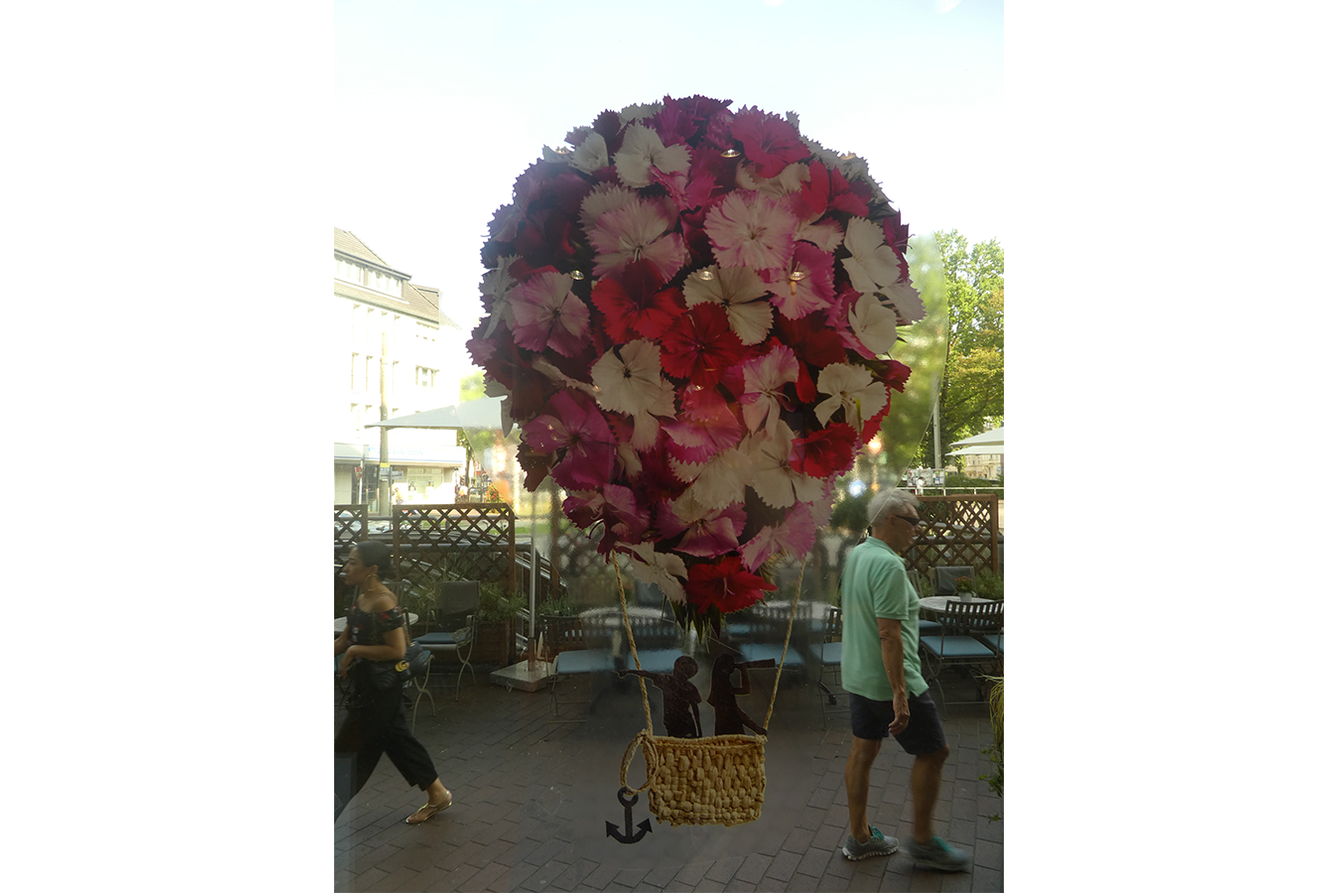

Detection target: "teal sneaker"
[905, 835, 971, 871]
[842, 827, 899, 861]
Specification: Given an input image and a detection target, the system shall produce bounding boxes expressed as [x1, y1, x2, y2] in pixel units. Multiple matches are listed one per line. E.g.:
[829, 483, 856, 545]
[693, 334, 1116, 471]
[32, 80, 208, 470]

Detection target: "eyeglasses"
[892, 515, 924, 527]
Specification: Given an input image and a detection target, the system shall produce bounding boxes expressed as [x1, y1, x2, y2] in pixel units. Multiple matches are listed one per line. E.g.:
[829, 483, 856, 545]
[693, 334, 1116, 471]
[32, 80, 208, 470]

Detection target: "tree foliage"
[919, 230, 1004, 465]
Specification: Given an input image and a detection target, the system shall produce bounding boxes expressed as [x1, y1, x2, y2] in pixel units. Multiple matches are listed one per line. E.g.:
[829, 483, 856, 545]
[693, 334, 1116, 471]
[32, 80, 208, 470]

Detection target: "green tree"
[922, 230, 1004, 465]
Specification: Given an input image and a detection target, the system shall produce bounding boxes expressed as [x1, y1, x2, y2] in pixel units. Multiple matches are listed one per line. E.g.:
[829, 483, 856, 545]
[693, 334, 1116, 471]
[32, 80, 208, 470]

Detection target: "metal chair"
[546, 611, 617, 722]
[810, 605, 845, 728]
[404, 643, 433, 732]
[919, 598, 1003, 706]
[414, 581, 480, 700]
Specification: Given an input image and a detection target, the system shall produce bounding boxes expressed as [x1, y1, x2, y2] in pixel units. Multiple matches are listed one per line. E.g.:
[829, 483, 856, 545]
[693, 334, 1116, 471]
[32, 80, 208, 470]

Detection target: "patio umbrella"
[364, 395, 508, 432]
[947, 425, 1004, 452]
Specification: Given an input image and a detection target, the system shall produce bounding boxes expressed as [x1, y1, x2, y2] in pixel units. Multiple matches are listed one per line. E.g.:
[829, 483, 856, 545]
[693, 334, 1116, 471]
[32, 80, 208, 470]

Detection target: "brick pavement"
[335, 666, 1003, 892]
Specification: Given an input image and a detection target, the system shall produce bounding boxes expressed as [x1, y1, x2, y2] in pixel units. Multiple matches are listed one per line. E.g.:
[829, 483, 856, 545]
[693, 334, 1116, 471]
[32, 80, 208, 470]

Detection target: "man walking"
[838, 489, 971, 871]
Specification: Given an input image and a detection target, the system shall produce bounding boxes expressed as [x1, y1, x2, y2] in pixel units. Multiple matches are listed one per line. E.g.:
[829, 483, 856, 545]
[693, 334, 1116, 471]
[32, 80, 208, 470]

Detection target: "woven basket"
[621, 729, 766, 827]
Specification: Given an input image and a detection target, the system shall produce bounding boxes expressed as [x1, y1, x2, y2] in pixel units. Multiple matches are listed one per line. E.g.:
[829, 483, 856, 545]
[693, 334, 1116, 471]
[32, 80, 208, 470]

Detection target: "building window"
[416, 366, 438, 388]
[350, 353, 359, 390]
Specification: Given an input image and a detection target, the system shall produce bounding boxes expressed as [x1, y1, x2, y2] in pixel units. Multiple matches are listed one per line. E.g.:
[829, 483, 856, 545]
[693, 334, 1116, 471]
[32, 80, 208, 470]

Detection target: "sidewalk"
[335, 670, 1003, 892]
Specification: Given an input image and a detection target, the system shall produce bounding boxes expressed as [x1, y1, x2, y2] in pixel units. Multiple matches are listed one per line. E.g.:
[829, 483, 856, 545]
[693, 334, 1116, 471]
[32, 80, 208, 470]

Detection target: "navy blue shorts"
[849, 689, 947, 755]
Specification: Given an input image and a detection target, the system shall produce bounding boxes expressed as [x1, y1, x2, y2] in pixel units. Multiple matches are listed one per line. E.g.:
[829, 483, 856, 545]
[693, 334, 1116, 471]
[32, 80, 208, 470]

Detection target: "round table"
[919, 596, 992, 618]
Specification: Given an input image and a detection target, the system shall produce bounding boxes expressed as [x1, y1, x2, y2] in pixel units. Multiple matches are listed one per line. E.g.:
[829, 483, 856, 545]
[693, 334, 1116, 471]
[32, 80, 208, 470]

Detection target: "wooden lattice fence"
[903, 494, 1000, 579]
[333, 505, 367, 561]
[390, 504, 517, 597]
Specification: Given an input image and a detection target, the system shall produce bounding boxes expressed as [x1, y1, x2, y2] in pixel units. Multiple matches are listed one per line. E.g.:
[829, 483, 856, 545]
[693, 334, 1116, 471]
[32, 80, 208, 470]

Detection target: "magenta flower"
[522, 390, 616, 491]
[511, 271, 590, 357]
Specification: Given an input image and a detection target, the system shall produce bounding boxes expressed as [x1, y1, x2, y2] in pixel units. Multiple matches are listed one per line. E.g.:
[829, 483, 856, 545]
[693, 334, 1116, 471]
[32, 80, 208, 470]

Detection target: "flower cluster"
[468, 95, 924, 625]
[954, 576, 975, 593]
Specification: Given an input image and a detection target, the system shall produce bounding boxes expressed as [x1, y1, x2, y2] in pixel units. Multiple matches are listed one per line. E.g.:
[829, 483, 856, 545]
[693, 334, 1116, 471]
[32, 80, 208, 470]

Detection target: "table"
[334, 612, 418, 634]
[919, 596, 997, 619]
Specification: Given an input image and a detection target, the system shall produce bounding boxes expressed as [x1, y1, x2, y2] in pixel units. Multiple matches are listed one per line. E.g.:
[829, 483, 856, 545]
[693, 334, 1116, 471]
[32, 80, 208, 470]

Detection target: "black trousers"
[334, 678, 438, 819]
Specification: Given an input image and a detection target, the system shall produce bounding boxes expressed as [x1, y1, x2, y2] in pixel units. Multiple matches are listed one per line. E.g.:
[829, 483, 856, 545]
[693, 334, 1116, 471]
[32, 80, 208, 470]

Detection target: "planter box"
[472, 619, 516, 665]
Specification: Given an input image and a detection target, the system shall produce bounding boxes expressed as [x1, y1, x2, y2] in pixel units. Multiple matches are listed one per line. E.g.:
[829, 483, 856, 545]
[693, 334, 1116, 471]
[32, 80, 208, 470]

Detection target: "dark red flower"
[773, 312, 847, 403]
[589, 260, 683, 342]
[789, 423, 859, 479]
[660, 303, 750, 390]
[685, 554, 777, 614]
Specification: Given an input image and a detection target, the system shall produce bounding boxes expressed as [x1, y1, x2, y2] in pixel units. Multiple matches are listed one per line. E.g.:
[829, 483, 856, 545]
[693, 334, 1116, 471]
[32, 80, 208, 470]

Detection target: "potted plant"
[974, 569, 1004, 600]
[472, 582, 525, 664]
[953, 575, 976, 600]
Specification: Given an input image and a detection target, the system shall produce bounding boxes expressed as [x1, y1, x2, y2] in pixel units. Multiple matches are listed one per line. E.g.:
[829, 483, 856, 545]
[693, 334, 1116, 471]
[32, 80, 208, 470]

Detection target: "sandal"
[405, 792, 452, 825]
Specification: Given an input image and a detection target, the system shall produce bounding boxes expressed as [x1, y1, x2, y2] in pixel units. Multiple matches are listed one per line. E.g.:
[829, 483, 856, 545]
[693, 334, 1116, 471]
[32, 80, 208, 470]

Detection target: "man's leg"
[845, 735, 882, 842]
[910, 744, 950, 843]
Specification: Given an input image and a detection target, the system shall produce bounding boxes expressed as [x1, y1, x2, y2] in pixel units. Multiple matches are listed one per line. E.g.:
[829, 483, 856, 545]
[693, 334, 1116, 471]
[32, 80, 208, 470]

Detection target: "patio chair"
[547, 611, 618, 722]
[405, 643, 433, 732]
[729, 602, 812, 699]
[919, 598, 1003, 706]
[414, 581, 480, 700]
[809, 605, 846, 728]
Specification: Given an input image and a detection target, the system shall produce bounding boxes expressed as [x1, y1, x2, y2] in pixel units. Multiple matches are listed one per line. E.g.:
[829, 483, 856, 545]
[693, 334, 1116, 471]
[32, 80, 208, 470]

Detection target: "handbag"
[363, 607, 413, 691]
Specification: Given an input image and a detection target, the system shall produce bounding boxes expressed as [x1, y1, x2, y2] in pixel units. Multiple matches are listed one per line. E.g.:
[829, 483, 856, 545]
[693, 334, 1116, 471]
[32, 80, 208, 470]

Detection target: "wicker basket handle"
[619, 729, 658, 794]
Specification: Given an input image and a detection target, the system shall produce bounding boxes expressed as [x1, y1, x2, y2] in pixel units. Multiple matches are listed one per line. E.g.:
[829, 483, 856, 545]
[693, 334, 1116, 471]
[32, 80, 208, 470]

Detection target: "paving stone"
[703, 855, 743, 883]
[796, 845, 832, 878]
[970, 866, 1002, 892]
[781, 825, 815, 854]
[764, 848, 803, 882]
[734, 852, 771, 884]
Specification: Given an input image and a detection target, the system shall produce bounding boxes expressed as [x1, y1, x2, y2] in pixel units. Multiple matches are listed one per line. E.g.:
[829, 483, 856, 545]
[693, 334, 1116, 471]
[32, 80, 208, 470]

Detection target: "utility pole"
[377, 330, 391, 515]
[932, 396, 942, 471]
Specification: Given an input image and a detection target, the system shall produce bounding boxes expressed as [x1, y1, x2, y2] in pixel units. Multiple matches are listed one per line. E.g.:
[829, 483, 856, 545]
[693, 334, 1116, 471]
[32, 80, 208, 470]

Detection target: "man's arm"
[877, 616, 911, 732]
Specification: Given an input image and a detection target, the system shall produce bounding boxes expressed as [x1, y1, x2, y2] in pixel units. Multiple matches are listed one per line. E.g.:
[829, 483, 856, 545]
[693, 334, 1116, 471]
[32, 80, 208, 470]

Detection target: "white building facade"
[334, 228, 466, 509]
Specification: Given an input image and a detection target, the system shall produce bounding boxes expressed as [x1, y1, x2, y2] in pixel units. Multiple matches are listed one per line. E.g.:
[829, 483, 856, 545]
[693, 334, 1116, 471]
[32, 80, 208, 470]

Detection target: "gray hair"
[867, 489, 919, 527]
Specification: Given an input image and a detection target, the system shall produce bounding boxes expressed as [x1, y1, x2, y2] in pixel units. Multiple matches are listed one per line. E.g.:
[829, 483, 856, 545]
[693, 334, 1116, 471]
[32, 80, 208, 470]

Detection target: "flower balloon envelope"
[469, 95, 930, 629]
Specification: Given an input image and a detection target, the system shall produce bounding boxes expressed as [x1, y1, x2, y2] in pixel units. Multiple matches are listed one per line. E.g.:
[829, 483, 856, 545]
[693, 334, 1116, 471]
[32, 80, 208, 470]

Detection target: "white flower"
[682, 264, 773, 345]
[841, 217, 900, 295]
[590, 340, 677, 449]
[579, 183, 638, 232]
[671, 445, 753, 511]
[614, 124, 691, 188]
[883, 279, 925, 324]
[569, 131, 609, 174]
[479, 254, 519, 338]
[795, 219, 843, 253]
[848, 292, 901, 356]
[735, 161, 808, 197]
[814, 363, 889, 432]
[618, 102, 664, 125]
[625, 543, 688, 604]
[749, 425, 825, 510]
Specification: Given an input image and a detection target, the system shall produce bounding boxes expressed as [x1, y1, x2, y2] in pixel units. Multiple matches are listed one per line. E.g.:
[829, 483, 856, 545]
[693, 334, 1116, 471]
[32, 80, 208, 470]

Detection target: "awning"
[949, 426, 1005, 449]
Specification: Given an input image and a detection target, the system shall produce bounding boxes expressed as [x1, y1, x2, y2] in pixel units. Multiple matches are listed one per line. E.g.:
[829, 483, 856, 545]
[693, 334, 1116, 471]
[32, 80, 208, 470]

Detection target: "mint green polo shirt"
[839, 536, 928, 700]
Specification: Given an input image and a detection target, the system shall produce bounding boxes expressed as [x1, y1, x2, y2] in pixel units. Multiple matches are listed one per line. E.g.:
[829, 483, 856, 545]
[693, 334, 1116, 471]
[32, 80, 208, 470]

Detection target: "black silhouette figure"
[708, 653, 773, 736]
[620, 655, 702, 738]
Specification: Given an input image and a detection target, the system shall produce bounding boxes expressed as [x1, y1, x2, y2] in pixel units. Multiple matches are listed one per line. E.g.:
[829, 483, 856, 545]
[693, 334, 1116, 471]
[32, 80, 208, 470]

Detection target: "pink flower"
[703, 191, 797, 277]
[510, 271, 590, 357]
[663, 386, 743, 464]
[522, 390, 616, 491]
[589, 196, 687, 282]
[741, 501, 818, 572]
[738, 342, 799, 433]
[772, 241, 835, 321]
[657, 496, 747, 559]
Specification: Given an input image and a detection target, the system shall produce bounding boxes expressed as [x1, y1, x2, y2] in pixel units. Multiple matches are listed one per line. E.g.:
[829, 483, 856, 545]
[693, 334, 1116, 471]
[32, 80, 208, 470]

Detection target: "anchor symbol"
[605, 786, 652, 844]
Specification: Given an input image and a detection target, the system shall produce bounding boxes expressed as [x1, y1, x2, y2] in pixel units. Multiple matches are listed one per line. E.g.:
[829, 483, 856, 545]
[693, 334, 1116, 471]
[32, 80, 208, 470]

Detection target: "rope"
[763, 556, 807, 730]
[613, 561, 654, 731]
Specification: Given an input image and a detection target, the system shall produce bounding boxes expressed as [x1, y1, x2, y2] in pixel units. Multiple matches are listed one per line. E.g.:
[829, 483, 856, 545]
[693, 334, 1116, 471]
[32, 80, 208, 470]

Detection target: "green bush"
[536, 594, 578, 616]
[478, 582, 525, 622]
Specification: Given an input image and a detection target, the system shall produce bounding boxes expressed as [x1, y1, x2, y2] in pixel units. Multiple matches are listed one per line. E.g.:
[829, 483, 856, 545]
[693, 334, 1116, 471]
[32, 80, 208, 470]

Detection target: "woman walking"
[335, 541, 453, 824]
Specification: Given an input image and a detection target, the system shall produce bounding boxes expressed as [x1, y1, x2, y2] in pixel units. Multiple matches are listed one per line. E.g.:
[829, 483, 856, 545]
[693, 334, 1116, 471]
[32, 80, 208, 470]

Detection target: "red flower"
[729, 107, 809, 179]
[684, 554, 777, 614]
[789, 423, 859, 479]
[773, 312, 847, 403]
[659, 303, 750, 389]
[590, 260, 682, 343]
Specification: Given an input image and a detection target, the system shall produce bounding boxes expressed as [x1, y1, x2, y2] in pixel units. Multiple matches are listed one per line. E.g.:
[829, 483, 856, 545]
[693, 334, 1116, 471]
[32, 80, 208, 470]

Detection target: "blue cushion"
[977, 633, 1003, 654]
[919, 620, 943, 636]
[624, 649, 683, 675]
[920, 635, 995, 659]
[553, 650, 614, 675]
[415, 632, 461, 646]
[807, 641, 842, 666]
[737, 643, 802, 668]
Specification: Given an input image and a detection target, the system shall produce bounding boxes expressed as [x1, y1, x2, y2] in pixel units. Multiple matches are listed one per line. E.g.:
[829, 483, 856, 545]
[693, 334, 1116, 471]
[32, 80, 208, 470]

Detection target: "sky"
[335, 0, 1005, 392]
